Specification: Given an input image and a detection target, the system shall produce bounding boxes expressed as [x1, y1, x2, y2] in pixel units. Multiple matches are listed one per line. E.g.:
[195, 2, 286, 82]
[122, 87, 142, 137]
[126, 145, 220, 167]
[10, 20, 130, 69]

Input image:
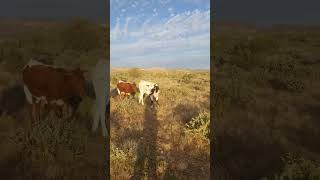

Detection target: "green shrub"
[265, 154, 320, 180]
[111, 143, 132, 177]
[179, 73, 195, 84]
[185, 111, 210, 139]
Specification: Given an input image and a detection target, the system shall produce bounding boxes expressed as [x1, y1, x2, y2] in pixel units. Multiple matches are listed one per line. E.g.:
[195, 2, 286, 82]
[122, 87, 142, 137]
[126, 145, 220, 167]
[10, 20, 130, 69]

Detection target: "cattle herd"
[20, 59, 160, 137]
[115, 79, 160, 107]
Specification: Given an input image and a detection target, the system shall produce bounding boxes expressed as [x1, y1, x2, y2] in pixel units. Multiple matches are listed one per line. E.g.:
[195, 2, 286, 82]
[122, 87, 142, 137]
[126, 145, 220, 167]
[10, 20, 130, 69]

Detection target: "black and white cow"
[138, 80, 159, 106]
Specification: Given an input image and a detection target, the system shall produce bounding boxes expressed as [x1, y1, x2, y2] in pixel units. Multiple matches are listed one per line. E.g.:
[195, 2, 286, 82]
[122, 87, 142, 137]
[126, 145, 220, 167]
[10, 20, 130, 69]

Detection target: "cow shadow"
[131, 96, 159, 180]
[0, 84, 27, 120]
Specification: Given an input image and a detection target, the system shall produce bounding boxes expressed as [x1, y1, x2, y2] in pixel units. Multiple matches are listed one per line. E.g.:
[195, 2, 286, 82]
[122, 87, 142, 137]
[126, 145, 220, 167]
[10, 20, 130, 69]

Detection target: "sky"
[110, 0, 210, 69]
[1, 0, 320, 68]
[214, 0, 320, 25]
[0, 0, 108, 23]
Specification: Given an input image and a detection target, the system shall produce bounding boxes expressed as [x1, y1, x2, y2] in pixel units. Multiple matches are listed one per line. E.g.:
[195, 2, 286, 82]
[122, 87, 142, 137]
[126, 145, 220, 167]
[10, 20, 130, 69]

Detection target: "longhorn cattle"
[116, 80, 138, 99]
[22, 60, 87, 120]
[138, 80, 160, 106]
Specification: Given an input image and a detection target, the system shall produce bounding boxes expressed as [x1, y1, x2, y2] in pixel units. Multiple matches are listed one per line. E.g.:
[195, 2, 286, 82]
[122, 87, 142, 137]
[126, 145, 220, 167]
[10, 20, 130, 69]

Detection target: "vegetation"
[0, 19, 107, 179]
[212, 24, 320, 179]
[0, 18, 107, 74]
[110, 68, 210, 179]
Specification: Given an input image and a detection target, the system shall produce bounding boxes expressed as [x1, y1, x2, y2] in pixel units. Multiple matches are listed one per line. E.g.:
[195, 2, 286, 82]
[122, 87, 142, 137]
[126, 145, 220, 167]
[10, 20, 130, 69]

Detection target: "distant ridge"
[111, 67, 209, 72]
[214, 21, 320, 31]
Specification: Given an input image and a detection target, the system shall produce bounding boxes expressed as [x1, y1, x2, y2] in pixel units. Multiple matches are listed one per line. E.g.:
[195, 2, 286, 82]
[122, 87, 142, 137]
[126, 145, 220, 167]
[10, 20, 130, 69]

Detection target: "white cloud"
[183, 0, 210, 4]
[123, 17, 132, 36]
[111, 17, 121, 40]
[111, 8, 210, 69]
[159, 0, 171, 5]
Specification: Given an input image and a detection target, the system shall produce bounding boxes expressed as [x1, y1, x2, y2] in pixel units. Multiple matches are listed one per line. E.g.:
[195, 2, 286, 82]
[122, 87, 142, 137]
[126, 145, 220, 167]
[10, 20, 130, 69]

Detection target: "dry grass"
[0, 92, 107, 179]
[213, 24, 320, 179]
[110, 68, 210, 179]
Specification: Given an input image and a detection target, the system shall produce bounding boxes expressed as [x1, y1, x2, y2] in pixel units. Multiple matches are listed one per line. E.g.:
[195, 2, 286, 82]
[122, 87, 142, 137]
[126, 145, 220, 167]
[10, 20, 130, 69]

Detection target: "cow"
[149, 84, 160, 108]
[116, 80, 138, 99]
[91, 59, 109, 137]
[138, 80, 160, 106]
[22, 60, 87, 121]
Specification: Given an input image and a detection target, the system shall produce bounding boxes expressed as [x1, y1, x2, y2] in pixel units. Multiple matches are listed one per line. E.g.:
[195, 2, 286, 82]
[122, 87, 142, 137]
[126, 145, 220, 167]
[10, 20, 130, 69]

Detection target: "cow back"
[22, 65, 86, 100]
[117, 82, 137, 94]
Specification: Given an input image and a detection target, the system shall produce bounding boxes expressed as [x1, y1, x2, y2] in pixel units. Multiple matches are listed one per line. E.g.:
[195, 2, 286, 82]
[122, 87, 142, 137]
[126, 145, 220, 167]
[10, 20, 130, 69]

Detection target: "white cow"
[92, 59, 109, 137]
[138, 80, 159, 105]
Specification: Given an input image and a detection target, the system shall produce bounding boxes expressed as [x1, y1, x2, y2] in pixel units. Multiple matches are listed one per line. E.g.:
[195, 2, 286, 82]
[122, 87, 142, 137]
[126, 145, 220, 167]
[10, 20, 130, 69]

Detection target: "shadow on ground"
[131, 96, 159, 179]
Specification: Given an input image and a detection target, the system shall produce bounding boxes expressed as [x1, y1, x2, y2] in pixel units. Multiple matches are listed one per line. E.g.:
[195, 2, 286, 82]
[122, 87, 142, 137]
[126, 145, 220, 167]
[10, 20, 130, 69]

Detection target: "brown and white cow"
[116, 80, 138, 99]
[22, 60, 87, 120]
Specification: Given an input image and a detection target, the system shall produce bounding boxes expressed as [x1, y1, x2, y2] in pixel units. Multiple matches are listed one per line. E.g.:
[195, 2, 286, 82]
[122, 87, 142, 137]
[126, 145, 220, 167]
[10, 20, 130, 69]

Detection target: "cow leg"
[39, 100, 46, 120]
[141, 95, 144, 105]
[70, 105, 77, 119]
[61, 103, 69, 118]
[139, 93, 143, 105]
[34, 102, 40, 121]
[92, 96, 103, 132]
[50, 103, 60, 119]
[139, 94, 141, 104]
[57, 106, 63, 119]
[58, 104, 65, 119]
[43, 103, 49, 118]
[92, 97, 108, 137]
[92, 105, 100, 132]
[30, 103, 36, 122]
[38, 102, 42, 120]
[101, 114, 108, 137]
[33, 103, 37, 121]
[100, 99, 108, 137]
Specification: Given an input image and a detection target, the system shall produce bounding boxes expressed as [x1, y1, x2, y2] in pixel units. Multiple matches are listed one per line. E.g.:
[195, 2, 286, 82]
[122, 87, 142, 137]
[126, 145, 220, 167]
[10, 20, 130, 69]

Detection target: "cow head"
[151, 84, 160, 102]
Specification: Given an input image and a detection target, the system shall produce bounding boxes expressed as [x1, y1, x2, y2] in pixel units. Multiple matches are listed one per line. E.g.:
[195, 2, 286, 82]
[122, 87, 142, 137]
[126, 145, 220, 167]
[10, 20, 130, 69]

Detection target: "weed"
[185, 111, 210, 139]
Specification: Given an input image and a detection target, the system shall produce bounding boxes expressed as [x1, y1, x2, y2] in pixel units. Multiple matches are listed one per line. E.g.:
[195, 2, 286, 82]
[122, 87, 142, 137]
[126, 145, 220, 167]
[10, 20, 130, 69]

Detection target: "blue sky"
[110, 0, 210, 69]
